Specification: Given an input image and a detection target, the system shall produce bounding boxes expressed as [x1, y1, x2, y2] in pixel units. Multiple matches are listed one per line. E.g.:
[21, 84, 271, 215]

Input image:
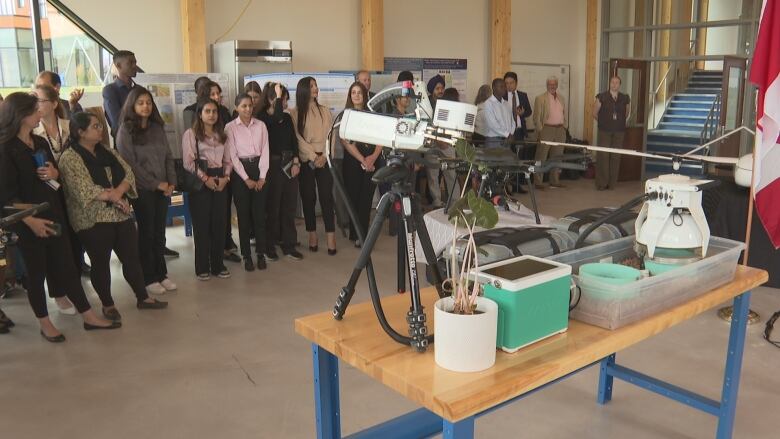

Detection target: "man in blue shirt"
[102, 50, 137, 139]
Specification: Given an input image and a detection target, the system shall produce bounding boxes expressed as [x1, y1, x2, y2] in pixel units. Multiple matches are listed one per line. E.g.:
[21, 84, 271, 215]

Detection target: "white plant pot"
[434, 296, 498, 373]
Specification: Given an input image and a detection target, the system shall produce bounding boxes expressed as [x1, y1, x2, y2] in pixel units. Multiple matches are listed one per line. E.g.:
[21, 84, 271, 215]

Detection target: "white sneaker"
[160, 278, 178, 291]
[146, 282, 166, 295]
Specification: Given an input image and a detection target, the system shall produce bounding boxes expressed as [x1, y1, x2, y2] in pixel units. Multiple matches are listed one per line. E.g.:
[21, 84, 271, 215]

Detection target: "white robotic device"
[338, 81, 478, 150]
[635, 174, 711, 260]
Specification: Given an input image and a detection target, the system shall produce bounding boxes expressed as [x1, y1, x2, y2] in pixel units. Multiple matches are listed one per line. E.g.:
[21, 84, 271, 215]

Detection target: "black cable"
[765, 310, 780, 349]
[574, 193, 652, 249]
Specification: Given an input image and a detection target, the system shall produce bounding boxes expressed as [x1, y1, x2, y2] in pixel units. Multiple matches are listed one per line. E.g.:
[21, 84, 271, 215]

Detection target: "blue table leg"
[313, 344, 341, 439]
[597, 353, 616, 404]
[443, 417, 475, 439]
[715, 292, 750, 439]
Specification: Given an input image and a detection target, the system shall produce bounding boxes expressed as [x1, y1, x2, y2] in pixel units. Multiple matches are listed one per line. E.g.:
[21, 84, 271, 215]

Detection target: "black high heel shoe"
[0, 309, 14, 328]
[40, 330, 66, 343]
[84, 321, 122, 331]
[309, 245, 318, 252]
[327, 248, 337, 256]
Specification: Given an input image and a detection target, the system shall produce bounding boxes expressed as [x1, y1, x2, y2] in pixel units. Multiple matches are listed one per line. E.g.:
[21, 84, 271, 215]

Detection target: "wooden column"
[656, 0, 672, 106]
[361, 0, 384, 70]
[181, 0, 207, 72]
[676, 0, 694, 87]
[489, 0, 511, 80]
[583, 0, 598, 143]
[695, 0, 709, 70]
[633, 0, 646, 56]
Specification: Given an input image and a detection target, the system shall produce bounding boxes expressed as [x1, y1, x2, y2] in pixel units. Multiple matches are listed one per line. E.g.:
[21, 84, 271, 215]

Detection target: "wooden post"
[489, 0, 511, 80]
[181, 0, 207, 72]
[361, 0, 384, 71]
[583, 0, 598, 143]
[695, 0, 709, 70]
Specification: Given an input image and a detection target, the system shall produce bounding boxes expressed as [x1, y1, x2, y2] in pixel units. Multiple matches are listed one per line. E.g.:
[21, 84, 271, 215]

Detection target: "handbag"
[175, 138, 205, 192]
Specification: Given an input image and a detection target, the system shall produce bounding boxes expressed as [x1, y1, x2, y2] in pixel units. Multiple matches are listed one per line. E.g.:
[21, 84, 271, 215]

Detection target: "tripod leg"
[397, 214, 406, 294]
[412, 197, 445, 298]
[526, 171, 541, 224]
[332, 193, 395, 320]
[400, 196, 430, 352]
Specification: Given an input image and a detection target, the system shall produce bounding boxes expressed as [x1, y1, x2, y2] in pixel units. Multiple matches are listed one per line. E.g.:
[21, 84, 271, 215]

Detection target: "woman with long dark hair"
[257, 83, 303, 261]
[116, 86, 178, 295]
[59, 112, 168, 322]
[290, 77, 337, 255]
[340, 82, 380, 246]
[226, 93, 269, 271]
[0, 93, 121, 341]
[182, 99, 233, 280]
[244, 81, 264, 116]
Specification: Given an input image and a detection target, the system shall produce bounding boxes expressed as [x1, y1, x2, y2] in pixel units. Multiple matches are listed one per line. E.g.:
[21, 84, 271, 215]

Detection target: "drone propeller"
[541, 141, 740, 168]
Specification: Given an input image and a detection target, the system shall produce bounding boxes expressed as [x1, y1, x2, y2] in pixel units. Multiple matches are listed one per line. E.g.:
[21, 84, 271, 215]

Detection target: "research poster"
[135, 73, 230, 158]
[243, 72, 355, 114]
[384, 57, 468, 101]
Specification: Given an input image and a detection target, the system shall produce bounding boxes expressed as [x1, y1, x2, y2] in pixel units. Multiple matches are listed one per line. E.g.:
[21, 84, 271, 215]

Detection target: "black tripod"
[331, 151, 446, 352]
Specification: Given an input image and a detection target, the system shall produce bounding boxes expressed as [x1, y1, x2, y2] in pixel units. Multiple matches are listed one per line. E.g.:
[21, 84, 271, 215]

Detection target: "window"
[0, 0, 114, 97]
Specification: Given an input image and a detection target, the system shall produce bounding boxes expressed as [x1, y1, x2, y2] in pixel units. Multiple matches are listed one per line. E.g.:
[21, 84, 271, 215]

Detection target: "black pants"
[225, 183, 237, 251]
[299, 163, 335, 233]
[46, 220, 83, 298]
[131, 190, 169, 285]
[17, 228, 91, 318]
[342, 154, 376, 241]
[189, 186, 228, 275]
[265, 157, 299, 253]
[78, 220, 149, 307]
[232, 162, 267, 258]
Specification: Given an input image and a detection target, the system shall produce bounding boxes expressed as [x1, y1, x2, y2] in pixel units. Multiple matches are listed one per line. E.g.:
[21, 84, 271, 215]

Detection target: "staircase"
[645, 70, 722, 177]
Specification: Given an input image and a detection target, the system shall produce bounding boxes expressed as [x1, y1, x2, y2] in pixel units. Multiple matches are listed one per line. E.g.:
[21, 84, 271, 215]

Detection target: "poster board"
[243, 72, 355, 114]
[384, 57, 469, 101]
[509, 63, 570, 131]
[135, 73, 230, 159]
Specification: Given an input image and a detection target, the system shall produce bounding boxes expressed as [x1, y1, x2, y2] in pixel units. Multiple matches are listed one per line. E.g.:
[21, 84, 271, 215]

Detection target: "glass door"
[718, 56, 748, 158]
[609, 58, 649, 181]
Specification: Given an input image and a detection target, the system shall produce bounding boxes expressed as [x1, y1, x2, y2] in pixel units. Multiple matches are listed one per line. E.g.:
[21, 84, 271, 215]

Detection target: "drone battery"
[470, 255, 571, 353]
[552, 207, 637, 245]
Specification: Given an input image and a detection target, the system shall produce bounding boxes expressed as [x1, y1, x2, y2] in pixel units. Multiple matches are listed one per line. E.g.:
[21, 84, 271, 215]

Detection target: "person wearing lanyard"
[32, 84, 91, 315]
[593, 75, 631, 190]
[226, 93, 270, 272]
[182, 99, 233, 281]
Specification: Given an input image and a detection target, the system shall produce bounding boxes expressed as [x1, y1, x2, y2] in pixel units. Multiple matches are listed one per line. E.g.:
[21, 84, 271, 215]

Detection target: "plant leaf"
[454, 138, 476, 163]
[468, 195, 499, 229]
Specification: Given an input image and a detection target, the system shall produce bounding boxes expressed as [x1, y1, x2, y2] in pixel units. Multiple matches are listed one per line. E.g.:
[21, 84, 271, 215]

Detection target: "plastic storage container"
[552, 208, 637, 245]
[548, 236, 744, 330]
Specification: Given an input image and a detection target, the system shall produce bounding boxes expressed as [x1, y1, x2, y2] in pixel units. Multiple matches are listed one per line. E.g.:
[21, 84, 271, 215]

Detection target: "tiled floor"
[1, 178, 778, 438]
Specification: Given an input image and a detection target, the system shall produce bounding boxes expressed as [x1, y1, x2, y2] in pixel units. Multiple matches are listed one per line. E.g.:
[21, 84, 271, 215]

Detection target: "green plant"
[446, 139, 498, 314]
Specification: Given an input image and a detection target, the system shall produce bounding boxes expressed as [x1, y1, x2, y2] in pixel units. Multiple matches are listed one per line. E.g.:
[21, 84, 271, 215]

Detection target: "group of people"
[0, 47, 631, 341]
[473, 72, 630, 191]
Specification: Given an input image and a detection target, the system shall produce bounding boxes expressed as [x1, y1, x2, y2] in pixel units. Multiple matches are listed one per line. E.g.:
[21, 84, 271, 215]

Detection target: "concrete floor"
[1, 178, 779, 438]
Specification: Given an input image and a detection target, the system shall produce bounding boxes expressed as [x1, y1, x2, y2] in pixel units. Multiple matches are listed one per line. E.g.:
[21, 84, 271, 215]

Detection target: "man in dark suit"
[504, 71, 533, 192]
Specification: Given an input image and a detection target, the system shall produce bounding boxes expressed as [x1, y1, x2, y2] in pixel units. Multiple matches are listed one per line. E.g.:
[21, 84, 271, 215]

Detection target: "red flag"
[749, 0, 780, 248]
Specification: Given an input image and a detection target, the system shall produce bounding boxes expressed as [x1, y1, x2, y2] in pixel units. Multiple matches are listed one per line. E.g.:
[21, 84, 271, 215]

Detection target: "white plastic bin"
[548, 236, 744, 329]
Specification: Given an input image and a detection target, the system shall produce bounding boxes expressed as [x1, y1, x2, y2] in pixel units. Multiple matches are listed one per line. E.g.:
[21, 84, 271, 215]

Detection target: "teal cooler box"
[471, 255, 572, 353]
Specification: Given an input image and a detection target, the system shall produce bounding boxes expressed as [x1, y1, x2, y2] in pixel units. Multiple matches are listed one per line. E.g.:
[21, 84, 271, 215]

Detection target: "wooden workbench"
[295, 265, 767, 438]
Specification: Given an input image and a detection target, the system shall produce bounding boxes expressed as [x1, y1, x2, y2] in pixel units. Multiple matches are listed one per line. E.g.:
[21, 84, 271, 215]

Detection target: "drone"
[541, 125, 755, 262]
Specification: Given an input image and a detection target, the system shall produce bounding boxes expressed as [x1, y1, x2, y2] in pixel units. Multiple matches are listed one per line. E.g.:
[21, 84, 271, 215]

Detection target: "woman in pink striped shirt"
[226, 93, 270, 272]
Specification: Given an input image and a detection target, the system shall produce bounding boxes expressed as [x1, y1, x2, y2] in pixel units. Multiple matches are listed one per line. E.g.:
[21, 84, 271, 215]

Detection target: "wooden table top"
[295, 265, 768, 422]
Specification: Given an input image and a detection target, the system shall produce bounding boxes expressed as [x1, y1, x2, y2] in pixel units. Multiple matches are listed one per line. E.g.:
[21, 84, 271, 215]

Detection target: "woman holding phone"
[59, 112, 168, 322]
[0, 93, 120, 341]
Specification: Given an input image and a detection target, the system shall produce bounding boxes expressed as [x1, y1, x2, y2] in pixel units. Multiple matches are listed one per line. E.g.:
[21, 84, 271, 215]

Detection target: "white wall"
[63, 0, 183, 73]
[384, 0, 489, 103]
[512, 0, 589, 138]
[62, 0, 592, 136]
[705, 0, 742, 69]
[204, 0, 361, 73]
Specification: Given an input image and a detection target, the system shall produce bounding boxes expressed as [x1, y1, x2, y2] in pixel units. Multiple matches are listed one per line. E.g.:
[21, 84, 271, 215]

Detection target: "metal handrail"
[700, 93, 722, 147]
